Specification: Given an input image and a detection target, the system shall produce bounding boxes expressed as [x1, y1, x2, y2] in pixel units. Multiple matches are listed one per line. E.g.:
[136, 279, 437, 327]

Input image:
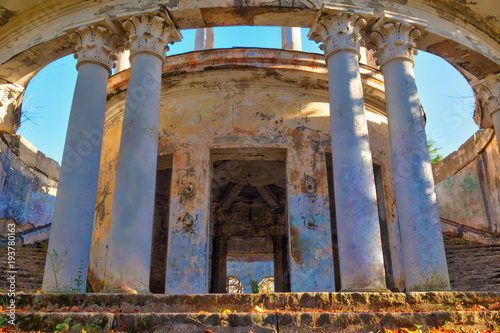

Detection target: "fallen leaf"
[489, 302, 500, 310]
[249, 305, 267, 313]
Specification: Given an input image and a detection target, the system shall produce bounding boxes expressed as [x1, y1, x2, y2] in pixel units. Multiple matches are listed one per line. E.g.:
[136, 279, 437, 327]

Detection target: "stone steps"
[3, 292, 500, 332]
[12, 292, 500, 313]
[6, 311, 500, 333]
[445, 244, 500, 292]
[0, 246, 47, 293]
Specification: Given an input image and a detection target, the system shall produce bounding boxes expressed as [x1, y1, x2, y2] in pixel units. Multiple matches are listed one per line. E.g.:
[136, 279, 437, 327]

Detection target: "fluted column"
[308, 4, 387, 291]
[281, 27, 302, 51]
[104, 12, 182, 293]
[367, 14, 450, 291]
[42, 26, 120, 292]
[473, 74, 500, 155]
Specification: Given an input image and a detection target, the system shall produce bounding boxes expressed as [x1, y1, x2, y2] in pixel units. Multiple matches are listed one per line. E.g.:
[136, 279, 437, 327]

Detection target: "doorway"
[209, 148, 290, 293]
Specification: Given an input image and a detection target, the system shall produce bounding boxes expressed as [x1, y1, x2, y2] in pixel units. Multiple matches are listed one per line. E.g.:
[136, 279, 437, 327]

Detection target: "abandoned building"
[0, 0, 499, 297]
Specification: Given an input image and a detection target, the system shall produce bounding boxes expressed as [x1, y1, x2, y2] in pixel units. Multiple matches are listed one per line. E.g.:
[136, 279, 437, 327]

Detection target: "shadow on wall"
[0, 134, 60, 246]
[433, 129, 500, 243]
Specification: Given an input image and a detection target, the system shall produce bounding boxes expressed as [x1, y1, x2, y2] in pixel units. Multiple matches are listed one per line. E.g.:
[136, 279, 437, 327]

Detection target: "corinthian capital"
[71, 26, 121, 74]
[123, 12, 182, 62]
[473, 73, 500, 118]
[0, 84, 22, 134]
[366, 12, 427, 67]
[308, 4, 373, 60]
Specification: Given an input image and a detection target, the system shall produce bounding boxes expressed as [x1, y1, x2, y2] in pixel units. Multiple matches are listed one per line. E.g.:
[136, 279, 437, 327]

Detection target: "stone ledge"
[1, 134, 60, 181]
[432, 129, 495, 183]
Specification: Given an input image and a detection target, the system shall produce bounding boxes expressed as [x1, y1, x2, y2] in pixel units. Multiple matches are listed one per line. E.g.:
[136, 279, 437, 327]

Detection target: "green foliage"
[250, 279, 259, 294]
[48, 249, 68, 291]
[0, 317, 9, 328]
[69, 259, 85, 293]
[428, 139, 443, 164]
[54, 317, 71, 333]
[74, 323, 101, 333]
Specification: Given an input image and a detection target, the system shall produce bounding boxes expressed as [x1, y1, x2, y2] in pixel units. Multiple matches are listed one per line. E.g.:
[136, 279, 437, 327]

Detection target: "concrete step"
[3, 292, 500, 332]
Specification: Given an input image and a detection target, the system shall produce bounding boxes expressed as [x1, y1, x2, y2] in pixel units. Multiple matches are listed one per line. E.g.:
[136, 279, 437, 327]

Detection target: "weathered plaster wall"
[0, 134, 59, 245]
[89, 49, 401, 293]
[88, 115, 122, 291]
[433, 129, 500, 239]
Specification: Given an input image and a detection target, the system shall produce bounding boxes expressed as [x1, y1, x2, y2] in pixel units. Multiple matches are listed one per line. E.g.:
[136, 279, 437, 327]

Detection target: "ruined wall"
[90, 49, 401, 293]
[433, 129, 500, 240]
[0, 134, 59, 245]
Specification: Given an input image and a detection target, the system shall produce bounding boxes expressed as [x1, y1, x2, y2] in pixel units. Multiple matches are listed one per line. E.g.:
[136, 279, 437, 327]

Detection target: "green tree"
[428, 139, 443, 164]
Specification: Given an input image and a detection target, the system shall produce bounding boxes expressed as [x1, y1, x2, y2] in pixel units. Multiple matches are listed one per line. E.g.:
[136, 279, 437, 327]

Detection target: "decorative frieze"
[123, 13, 182, 61]
[366, 12, 427, 67]
[71, 26, 121, 74]
[308, 4, 372, 60]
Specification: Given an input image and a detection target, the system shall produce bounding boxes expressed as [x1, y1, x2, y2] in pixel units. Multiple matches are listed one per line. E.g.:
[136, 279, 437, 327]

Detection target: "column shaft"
[195, 28, 214, 51]
[309, 4, 387, 291]
[382, 59, 450, 291]
[281, 27, 302, 51]
[42, 63, 109, 292]
[115, 50, 131, 72]
[328, 51, 387, 291]
[104, 54, 163, 293]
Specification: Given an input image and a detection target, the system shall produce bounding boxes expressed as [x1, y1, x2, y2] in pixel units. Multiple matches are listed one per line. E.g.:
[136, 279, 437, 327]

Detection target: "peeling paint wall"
[89, 114, 122, 292]
[90, 49, 400, 293]
[434, 130, 500, 237]
[0, 134, 59, 246]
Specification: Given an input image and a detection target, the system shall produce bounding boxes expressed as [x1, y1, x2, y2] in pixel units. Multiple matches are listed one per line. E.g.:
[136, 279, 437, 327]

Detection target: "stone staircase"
[0, 246, 46, 293]
[446, 243, 500, 292]
[1, 244, 500, 331]
[3, 292, 500, 332]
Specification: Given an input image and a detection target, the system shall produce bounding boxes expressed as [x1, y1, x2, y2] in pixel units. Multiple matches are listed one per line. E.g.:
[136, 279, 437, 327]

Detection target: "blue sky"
[19, 26, 477, 164]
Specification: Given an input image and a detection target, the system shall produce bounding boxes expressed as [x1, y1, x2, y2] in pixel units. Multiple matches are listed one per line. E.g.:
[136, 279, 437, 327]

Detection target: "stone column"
[473, 74, 500, 155]
[115, 49, 131, 72]
[367, 14, 450, 291]
[195, 28, 214, 51]
[104, 13, 182, 293]
[42, 26, 120, 292]
[308, 4, 387, 291]
[281, 27, 302, 51]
